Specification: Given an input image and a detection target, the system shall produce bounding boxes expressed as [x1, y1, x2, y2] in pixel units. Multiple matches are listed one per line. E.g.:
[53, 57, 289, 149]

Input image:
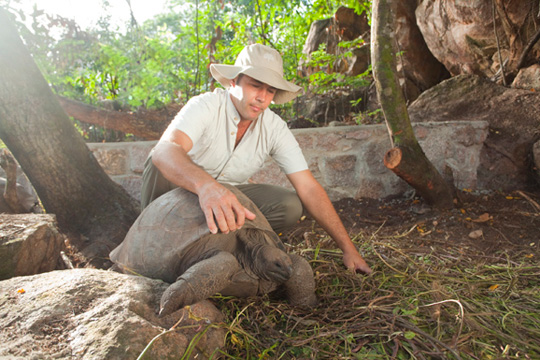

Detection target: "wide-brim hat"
[210, 44, 302, 105]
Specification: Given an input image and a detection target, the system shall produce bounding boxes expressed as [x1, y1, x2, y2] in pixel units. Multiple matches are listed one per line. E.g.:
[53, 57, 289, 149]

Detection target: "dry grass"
[205, 227, 540, 359]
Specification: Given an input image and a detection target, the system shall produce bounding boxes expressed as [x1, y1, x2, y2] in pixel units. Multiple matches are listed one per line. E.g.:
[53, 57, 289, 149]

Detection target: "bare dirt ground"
[287, 188, 540, 262]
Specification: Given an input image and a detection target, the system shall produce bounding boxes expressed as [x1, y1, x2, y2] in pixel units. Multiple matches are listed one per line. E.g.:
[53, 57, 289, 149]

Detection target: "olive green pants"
[140, 156, 303, 234]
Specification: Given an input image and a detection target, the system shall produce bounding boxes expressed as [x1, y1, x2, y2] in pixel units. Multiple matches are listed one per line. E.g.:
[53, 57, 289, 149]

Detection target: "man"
[141, 44, 372, 275]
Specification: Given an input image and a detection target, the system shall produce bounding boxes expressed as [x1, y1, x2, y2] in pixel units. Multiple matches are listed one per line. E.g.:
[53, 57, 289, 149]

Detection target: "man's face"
[229, 75, 277, 121]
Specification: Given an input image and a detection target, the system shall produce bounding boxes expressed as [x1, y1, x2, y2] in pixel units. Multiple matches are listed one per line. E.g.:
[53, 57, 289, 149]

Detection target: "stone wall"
[86, 121, 488, 202]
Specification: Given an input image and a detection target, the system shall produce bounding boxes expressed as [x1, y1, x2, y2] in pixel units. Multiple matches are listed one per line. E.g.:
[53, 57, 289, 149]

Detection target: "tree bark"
[58, 96, 177, 140]
[370, 0, 455, 209]
[0, 9, 140, 266]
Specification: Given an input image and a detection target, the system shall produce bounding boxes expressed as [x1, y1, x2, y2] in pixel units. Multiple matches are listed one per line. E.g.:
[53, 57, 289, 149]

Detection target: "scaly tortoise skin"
[109, 184, 317, 316]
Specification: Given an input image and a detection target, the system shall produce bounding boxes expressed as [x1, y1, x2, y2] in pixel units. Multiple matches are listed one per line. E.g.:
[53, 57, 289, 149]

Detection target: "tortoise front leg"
[159, 251, 240, 317]
[283, 254, 318, 307]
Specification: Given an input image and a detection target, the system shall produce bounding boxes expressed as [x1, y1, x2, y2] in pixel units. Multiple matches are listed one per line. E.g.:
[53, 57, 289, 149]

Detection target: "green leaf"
[404, 331, 416, 340]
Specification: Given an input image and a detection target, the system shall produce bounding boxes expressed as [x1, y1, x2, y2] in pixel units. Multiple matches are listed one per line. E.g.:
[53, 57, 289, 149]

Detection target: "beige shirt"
[169, 88, 308, 185]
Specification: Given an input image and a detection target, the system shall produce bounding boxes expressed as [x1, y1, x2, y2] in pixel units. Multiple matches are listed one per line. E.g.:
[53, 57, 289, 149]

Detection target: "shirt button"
[231, 132, 236, 136]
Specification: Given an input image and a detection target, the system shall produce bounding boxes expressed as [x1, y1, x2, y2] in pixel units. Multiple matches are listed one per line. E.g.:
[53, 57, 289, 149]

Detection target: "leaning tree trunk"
[0, 9, 139, 266]
[370, 0, 455, 209]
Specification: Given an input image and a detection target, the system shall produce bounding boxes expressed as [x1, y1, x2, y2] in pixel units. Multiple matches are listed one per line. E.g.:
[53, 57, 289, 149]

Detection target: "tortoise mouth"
[266, 265, 293, 282]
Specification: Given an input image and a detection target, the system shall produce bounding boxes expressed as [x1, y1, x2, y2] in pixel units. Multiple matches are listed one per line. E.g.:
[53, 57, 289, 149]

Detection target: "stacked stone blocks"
[85, 121, 488, 202]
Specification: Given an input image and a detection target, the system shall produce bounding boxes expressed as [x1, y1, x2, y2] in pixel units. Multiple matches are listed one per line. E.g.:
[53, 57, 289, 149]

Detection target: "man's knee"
[140, 155, 177, 210]
[236, 184, 304, 233]
[277, 191, 303, 229]
[261, 189, 303, 233]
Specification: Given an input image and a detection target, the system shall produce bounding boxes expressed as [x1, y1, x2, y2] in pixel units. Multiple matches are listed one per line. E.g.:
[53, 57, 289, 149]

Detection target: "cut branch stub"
[383, 147, 402, 170]
[384, 146, 455, 209]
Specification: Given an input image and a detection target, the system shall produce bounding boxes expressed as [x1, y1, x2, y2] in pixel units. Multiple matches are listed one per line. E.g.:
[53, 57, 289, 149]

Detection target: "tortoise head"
[237, 228, 293, 282]
[255, 245, 293, 282]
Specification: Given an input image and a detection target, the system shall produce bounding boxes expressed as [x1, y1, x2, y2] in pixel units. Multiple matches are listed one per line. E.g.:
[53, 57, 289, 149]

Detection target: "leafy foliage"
[2, 0, 372, 113]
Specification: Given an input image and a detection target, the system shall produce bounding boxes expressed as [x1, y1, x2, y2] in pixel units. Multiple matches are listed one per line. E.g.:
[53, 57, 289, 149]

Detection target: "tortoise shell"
[109, 184, 278, 283]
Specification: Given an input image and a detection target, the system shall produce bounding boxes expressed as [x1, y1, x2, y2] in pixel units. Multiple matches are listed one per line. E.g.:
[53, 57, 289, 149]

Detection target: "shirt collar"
[225, 90, 241, 124]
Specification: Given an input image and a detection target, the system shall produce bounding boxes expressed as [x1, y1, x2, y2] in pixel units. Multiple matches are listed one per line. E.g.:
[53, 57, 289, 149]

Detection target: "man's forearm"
[302, 188, 372, 273]
[299, 184, 356, 253]
[289, 170, 372, 274]
[151, 140, 217, 195]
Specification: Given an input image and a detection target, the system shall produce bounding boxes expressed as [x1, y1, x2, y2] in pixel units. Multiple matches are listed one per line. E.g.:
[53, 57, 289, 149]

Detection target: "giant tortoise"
[109, 184, 317, 316]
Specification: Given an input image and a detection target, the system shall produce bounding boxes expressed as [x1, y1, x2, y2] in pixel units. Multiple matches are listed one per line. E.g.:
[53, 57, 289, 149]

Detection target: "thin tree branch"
[195, 0, 200, 93]
[516, 27, 540, 70]
[492, 0, 507, 86]
[255, 0, 277, 49]
[256, 0, 267, 44]
[125, 0, 140, 29]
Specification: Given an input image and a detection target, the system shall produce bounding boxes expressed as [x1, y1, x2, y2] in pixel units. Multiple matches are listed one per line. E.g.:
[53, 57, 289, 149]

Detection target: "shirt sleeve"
[170, 92, 216, 145]
[270, 116, 309, 174]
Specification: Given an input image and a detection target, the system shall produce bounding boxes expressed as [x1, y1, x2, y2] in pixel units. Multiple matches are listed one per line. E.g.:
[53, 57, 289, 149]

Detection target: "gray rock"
[409, 74, 540, 190]
[0, 269, 225, 359]
[0, 214, 64, 280]
[416, 0, 540, 78]
[512, 64, 540, 91]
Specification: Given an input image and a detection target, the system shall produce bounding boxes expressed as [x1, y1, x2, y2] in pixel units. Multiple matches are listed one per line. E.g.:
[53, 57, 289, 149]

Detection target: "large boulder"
[0, 269, 225, 359]
[393, 0, 450, 102]
[409, 74, 540, 190]
[301, 6, 370, 78]
[416, 0, 540, 80]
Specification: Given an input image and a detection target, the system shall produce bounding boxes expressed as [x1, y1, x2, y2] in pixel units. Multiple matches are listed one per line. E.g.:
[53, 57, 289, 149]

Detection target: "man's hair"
[236, 73, 245, 83]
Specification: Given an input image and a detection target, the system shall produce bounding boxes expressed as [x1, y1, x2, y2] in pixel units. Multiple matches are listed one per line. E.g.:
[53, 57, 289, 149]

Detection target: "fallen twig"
[516, 190, 540, 213]
[60, 251, 74, 269]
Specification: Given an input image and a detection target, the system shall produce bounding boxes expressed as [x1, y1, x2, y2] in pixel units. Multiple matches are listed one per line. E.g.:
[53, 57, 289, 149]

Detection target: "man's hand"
[197, 182, 256, 234]
[343, 250, 372, 275]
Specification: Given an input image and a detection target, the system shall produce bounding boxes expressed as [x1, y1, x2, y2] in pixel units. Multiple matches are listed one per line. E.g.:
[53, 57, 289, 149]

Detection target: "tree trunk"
[370, 0, 455, 209]
[0, 9, 139, 266]
[57, 96, 176, 140]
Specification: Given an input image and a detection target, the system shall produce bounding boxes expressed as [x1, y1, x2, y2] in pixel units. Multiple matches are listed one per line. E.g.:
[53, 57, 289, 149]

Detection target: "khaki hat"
[210, 44, 302, 104]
